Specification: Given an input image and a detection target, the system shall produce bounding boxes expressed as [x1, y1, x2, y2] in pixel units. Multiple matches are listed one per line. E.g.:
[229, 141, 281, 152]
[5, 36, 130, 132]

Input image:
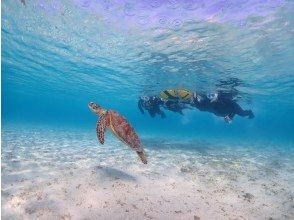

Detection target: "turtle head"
[88, 102, 106, 116]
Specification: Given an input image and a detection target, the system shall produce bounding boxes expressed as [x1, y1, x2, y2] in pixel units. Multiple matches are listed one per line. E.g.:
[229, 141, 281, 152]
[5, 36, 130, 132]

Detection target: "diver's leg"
[243, 110, 254, 118]
[138, 99, 144, 114]
[234, 104, 254, 118]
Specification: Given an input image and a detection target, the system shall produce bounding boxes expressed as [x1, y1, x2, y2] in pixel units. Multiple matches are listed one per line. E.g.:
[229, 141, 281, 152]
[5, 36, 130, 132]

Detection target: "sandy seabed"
[1, 128, 294, 220]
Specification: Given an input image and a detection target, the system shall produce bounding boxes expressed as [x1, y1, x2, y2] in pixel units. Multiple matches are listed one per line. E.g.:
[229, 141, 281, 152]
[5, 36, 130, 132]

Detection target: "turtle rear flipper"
[137, 151, 147, 164]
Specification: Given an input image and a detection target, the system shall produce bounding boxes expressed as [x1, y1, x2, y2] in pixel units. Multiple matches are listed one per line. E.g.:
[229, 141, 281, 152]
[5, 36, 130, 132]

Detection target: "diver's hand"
[224, 116, 232, 123]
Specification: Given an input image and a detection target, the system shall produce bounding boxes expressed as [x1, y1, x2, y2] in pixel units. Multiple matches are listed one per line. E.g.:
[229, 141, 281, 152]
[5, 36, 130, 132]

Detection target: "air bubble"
[167, 0, 180, 9]
[182, 0, 201, 10]
[137, 15, 149, 26]
[123, 3, 136, 16]
[170, 19, 183, 31]
[149, 0, 162, 8]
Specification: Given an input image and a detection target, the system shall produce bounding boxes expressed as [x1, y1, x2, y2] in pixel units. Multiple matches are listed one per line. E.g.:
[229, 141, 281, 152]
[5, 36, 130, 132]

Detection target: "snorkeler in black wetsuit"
[138, 89, 254, 122]
[162, 100, 188, 115]
[138, 96, 166, 118]
[138, 95, 189, 118]
[190, 91, 254, 123]
[159, 89, 193, 115]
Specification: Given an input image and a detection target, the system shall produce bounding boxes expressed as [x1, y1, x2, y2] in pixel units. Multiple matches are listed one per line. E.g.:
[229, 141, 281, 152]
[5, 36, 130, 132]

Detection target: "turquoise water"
[2, 1, 294, 219]
[2, 0, 294, 141]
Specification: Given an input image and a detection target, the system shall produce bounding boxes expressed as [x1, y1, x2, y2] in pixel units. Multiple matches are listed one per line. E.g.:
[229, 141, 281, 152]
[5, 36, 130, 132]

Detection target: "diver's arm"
[159, 109, 166, 118]
[178, 109, 184, 115]
[148, 110, 156, 118]
[138, 99, 144, 114]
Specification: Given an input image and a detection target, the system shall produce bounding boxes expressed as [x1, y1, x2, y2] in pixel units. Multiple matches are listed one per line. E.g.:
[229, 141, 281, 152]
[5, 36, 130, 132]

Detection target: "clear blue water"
[1, 1, 294, 219]
[2, 0, 294, 143]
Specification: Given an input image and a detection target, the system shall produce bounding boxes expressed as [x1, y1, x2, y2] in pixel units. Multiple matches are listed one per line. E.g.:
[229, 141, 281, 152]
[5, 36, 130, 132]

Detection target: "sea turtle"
[88, 102, 147, 164]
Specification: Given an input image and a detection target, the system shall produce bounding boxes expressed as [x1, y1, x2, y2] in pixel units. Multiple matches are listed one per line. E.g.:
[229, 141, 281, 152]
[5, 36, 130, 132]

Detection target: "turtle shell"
[108, 110, 142, 151]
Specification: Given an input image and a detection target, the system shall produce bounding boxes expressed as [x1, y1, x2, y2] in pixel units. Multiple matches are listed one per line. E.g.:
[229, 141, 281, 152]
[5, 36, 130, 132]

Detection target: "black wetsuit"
[191, 92, 254, 122]
[163, 100, 187, 115]
[138, 96, 166, 118]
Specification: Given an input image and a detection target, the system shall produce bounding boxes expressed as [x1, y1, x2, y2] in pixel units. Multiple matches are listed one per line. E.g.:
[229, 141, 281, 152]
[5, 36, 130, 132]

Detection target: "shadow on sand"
[95, 166, 136, 182]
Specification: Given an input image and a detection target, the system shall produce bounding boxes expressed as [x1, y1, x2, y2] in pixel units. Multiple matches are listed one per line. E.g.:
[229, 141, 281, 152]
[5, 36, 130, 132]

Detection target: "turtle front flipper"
[136, 151, 147, 164]
[97, 114, 107, 144]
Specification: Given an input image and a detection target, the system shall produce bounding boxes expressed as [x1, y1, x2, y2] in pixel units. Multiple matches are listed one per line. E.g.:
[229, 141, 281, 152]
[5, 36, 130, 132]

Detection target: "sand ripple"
[2, 128, 294, 220]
